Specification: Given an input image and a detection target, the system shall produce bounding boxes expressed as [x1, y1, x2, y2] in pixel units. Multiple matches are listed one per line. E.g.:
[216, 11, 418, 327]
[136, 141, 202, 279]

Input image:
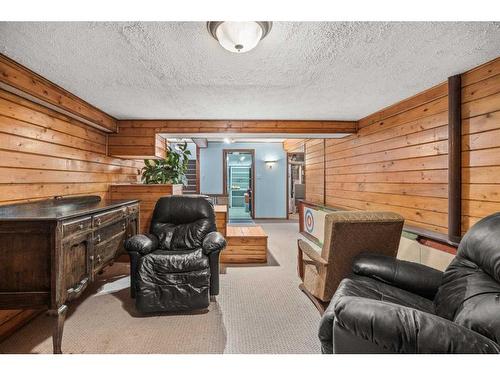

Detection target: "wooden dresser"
[0, 196, 139, 353]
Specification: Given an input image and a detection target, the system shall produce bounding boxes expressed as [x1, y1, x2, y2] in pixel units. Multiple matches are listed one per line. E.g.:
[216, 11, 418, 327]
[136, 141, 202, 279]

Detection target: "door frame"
[286, 152, 305, 220]
[223, 149, 255, 219]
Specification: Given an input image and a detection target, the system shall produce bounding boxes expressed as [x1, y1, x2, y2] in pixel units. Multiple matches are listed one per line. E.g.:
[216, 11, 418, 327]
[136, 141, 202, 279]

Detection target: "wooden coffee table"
[220, 225, 268, 263]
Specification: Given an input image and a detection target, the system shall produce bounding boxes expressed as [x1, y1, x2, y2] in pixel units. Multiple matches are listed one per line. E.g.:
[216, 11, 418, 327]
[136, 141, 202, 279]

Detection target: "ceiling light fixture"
[207, 21, 272, 53]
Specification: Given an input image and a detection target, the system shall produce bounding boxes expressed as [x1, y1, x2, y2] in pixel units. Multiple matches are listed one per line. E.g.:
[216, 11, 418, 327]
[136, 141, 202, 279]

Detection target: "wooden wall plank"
[461, 57, 500, 87]
[109, 184, 183, 233]
[0, 90, 106, 145]
[0, 54, 116, 132]
[461, 64, 500, 233]
[304, 139, 325, 204]
[108, 133, 167, 159]
[283, 139, 306, 152]
[358, 82, 448, 129]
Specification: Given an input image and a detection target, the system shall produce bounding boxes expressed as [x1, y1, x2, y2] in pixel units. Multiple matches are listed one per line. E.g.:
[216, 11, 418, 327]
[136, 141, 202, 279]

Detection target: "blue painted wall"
[200, 142, 286, 218]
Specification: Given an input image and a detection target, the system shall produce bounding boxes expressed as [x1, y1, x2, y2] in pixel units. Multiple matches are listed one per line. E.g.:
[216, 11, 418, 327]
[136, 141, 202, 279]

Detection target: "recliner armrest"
[331, 296, 500, 354]
[202, 231, 226, 255]
[298, 239, 328, 265]
[124, 233, 159, 256]
[352, 253, 443, 300]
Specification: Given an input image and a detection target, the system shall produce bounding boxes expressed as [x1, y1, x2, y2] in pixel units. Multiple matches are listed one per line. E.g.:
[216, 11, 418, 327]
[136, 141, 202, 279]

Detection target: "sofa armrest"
[332, 296, 500, 354]
[202, 231, 227, 255]
[318, 299, 337, 353]
[124, 233, 159, 256]
[298, 239, 328, 266]
[352, 253, 443, 299]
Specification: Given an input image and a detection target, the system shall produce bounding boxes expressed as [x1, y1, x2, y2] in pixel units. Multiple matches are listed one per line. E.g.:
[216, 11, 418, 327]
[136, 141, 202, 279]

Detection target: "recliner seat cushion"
[139, 248, 209, 274]
[135, 248, 210, 313]
[333, 274, 435, 314]
[135, 268, 210, 313]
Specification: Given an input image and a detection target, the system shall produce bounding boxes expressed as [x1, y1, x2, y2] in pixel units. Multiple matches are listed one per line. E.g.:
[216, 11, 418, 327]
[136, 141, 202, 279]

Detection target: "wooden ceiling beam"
[116, 119, 358, 134]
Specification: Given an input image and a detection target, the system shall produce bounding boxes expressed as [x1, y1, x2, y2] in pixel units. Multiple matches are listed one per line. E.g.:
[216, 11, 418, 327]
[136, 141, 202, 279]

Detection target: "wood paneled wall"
[461, 58, 500, 233]
[305, 139, 325, 205]
[0, 88, 141, 340]
[304, 56, 500, 237]
[283, 139, 306, 153]
[110, 184, 183, 233]
[322, 83, 449, 234]
[109, 132, 168, 159]
[0, 54, 116, 132]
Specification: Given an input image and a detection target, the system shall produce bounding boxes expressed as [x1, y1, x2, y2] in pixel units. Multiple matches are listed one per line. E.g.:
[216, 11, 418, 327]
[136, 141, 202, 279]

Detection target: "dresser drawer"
[94, 219, 126, 244]
[62, 217, 92, 238]
[93, 226, 127, 273]
[93, 207, 126, 228]
[94, 234, 125, 269]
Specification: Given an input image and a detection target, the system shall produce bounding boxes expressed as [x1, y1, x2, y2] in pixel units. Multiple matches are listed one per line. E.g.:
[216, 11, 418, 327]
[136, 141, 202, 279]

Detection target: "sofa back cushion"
[434, 213, 500, 343]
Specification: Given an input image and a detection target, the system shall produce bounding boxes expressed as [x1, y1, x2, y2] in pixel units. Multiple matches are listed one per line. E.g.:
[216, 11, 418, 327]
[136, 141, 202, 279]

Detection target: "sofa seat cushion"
[138, 248, 209, 275]
[333, 274, 435, 314]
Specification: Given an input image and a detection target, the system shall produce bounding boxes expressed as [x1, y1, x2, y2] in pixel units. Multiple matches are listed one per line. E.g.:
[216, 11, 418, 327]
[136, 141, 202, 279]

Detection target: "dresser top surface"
[0, 196, 139, 221]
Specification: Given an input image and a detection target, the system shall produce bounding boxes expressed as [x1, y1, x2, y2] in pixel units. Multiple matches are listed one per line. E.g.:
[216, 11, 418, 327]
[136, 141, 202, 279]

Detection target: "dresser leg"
[48, 305, 68, 354]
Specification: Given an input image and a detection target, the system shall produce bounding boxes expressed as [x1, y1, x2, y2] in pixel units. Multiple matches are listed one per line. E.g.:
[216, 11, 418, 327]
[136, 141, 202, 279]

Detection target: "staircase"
[184, 159, 197, 194]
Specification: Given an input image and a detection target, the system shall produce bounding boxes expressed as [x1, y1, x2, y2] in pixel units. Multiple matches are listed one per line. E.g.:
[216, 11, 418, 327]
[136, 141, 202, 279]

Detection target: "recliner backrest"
[434, 212, 500, 344]
[318, 211, 404, 300]
[150, 196, 217, 251]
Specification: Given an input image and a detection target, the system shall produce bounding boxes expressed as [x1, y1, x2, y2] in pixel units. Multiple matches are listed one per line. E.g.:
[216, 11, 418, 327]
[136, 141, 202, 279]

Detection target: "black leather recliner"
[319, 212, 500, 354]
[124, 196, 226, 313]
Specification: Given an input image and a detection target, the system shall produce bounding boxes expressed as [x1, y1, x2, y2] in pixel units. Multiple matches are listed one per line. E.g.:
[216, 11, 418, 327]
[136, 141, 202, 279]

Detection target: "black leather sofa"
[124, 195, 226, 313]
[319, 212, 500, 354]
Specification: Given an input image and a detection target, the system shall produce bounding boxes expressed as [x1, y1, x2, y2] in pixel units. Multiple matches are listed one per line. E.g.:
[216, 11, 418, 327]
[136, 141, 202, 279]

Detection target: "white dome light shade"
[208, 21, 272, 54]
[216, 22, 262, 53]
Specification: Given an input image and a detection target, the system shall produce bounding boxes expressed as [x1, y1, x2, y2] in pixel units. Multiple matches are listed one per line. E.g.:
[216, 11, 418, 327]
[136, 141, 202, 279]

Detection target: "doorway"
[223, 149, 255, 222]
[287, 152, 305, 219]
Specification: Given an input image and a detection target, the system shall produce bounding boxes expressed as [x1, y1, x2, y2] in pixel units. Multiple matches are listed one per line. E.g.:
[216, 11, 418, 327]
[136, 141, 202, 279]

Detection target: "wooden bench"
[221, 225, 268, 263]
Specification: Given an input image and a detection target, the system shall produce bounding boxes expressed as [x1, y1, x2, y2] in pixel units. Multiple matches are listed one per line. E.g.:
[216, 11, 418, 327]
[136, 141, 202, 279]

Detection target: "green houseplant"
[141, 142, 191, 185]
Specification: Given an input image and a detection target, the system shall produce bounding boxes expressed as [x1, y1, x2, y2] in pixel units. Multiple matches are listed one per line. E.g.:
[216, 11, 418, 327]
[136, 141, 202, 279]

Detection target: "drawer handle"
[78, 223, 84, 230]
[96, 255, 102, 263]
[95, 235, 101, 244]
[67, 277, 89, 301]
[95, 218, 101, 226]
[122, 223, 127, 230]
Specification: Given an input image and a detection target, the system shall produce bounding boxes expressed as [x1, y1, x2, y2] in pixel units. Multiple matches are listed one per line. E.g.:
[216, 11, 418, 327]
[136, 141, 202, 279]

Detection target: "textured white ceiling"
[1, 22, 499, 120]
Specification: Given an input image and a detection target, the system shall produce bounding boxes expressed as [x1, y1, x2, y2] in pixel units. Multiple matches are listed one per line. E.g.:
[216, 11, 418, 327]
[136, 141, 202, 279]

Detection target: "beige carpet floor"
[0, 220, 322, 354]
